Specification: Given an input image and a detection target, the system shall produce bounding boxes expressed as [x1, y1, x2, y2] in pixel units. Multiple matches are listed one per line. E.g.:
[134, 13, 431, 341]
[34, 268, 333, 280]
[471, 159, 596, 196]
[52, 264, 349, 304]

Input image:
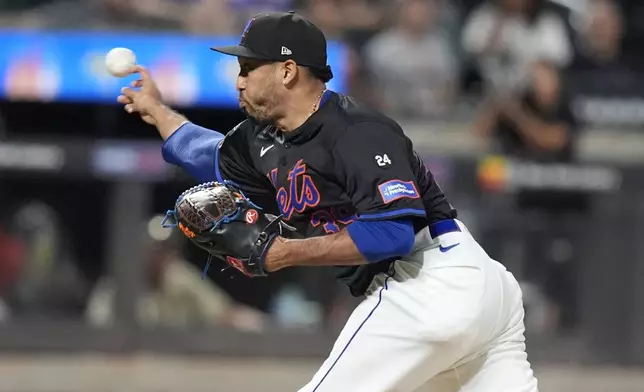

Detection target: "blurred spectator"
[4, 0, 167, 30]
[474, 60, 585, 334]
[7, 0, 238, 33]
[0, 201, 90, 320]
[302, 0, 387, 50]
[182, 0, 242, 35]
[573, 0, 628, 70]
[568, 0, 644, 128]
[228, 0, 294, 26]
[86, 228, 268, 332]
[474, 60, 578, 161]
[462, 0, 574, 95]
[0, 227, 24, 322]
[363, 0, 459, 118]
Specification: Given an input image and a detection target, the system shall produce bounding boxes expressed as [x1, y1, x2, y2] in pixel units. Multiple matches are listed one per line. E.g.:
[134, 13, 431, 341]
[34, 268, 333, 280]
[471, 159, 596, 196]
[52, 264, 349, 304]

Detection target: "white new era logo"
[281, 46, 292, 55]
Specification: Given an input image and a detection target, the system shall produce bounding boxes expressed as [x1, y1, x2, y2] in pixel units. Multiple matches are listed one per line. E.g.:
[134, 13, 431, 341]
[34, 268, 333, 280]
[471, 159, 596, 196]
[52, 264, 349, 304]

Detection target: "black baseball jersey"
[216, 91, 456, 296]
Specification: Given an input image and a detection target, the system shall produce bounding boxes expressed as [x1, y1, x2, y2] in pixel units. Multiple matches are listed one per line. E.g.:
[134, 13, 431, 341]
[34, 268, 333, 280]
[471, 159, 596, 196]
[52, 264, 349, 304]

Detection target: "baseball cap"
[211, 11, 332, 79]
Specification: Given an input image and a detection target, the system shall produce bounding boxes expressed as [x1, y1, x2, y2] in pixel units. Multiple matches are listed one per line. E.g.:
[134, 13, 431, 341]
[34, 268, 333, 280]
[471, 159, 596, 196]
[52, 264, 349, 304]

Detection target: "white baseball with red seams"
[105, 47, 136, 77]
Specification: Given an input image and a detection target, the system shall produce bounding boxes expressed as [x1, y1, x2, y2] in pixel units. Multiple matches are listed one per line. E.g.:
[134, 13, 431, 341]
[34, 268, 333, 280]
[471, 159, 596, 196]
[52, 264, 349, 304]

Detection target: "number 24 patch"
[375, 154, 392, 167]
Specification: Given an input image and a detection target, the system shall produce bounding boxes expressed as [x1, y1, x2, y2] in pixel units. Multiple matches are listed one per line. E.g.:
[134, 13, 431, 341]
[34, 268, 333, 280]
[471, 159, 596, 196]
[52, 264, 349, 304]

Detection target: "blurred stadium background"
[0, 0, 644, 390]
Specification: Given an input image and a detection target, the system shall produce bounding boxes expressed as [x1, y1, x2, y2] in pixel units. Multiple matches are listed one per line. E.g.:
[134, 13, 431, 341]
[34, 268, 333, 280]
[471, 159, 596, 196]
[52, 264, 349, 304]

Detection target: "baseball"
[105, 47, 136, 77]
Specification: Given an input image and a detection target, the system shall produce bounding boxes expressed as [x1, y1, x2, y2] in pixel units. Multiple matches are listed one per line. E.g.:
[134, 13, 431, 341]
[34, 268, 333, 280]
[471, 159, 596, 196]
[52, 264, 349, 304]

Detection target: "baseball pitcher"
[118, 11, 539, 392]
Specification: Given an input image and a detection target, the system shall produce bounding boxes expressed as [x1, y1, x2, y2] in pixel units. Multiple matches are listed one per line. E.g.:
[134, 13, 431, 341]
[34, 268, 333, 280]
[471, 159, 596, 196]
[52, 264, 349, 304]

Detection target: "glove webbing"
[160, 180, 264, 279]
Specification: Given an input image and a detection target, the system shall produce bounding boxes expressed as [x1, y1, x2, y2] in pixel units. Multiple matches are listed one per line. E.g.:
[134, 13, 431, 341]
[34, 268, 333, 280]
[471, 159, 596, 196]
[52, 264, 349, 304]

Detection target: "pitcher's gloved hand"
[162, 181, 298, 277]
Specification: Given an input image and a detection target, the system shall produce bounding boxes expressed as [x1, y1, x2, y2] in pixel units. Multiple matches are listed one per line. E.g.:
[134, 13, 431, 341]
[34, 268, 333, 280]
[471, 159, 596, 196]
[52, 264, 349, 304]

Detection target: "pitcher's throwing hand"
[118, 66, 189, 139]
[117, 65, 165, 125]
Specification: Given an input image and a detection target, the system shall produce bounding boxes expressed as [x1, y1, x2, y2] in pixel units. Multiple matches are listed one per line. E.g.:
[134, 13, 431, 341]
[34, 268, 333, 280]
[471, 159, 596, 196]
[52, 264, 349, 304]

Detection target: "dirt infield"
[0, 355, 642, 392]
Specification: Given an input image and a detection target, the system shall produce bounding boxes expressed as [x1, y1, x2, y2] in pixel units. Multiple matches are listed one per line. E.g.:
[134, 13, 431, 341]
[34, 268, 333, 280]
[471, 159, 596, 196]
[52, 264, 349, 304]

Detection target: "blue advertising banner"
[0, 30, 348, 107]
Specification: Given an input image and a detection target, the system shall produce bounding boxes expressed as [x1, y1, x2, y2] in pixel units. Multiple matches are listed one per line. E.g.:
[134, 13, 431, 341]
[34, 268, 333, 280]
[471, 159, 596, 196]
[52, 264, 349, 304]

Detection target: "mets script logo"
[268, 159, 321, 220]
[311, 206, 356, 234]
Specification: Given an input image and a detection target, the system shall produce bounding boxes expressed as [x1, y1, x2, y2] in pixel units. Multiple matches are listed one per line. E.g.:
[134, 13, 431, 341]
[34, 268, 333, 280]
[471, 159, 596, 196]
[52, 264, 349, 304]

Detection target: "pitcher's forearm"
[151, 104, 189, 140]
[265, 230, 367, 272]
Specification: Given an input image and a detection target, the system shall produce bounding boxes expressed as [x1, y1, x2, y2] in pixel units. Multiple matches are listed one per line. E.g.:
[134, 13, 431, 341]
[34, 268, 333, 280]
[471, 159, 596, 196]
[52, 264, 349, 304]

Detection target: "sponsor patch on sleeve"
[378, 180, 420, 203]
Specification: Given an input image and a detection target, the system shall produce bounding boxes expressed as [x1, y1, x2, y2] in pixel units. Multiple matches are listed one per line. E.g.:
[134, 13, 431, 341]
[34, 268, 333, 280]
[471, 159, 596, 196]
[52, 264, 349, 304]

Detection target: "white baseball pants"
[298, 219, 539, 392]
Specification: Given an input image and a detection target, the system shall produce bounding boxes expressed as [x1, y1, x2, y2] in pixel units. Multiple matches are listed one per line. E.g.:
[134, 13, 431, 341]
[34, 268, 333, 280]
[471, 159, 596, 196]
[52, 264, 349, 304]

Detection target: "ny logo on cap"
[241, 18, 255, 44]
[281, 46, 292, 55]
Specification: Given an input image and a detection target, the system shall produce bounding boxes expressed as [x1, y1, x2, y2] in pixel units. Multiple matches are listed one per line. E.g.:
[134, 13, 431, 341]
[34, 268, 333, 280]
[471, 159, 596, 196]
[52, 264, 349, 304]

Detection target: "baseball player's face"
[236, 58, 281, 124]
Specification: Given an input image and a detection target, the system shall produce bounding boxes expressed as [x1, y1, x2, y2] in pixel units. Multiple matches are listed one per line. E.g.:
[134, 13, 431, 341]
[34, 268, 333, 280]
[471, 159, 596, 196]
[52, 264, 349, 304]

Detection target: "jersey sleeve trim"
[347, 219, 415, 262]
[161, 122, 224, 182]
[163, 121, 190, 144]
[214, 138, 241, 188]
[358, 208, 426, 221]
[213, 138, 224, 183]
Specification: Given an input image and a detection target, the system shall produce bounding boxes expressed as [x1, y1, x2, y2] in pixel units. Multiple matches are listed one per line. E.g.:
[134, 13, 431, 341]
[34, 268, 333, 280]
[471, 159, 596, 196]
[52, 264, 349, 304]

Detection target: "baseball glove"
[162, 181, 297, 278]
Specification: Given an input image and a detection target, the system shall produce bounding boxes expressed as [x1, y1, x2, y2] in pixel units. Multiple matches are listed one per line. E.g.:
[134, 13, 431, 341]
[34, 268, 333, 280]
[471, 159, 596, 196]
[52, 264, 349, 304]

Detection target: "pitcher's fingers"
[131, 65, 151, 81]
[130, 79, 143, 88]
[120, 86, 139, 99]
[117, 95, 132, 104]
[124, 104, 135, 113]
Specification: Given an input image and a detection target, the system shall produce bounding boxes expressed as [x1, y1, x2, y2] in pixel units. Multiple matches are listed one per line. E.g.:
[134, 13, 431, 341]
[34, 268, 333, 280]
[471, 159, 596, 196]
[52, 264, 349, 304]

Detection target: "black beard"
[242, 108, 276, 127]
[241, 106, 261, 124]
[240, 105, 252, 118]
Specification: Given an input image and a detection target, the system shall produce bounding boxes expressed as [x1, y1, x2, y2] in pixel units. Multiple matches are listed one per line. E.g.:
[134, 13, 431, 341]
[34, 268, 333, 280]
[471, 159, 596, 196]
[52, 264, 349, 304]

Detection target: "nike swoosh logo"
[260, 145, 274, 157]
[439, 243, 460, 253]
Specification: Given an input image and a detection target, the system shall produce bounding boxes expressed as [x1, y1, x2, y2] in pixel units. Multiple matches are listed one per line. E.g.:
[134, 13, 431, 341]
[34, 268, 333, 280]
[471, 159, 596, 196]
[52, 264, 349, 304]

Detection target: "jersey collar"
[282, 89, 335, 145]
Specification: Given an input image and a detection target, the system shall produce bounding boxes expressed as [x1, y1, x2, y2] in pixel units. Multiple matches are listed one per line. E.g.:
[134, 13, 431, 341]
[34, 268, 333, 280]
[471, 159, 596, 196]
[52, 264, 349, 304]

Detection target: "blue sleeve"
[161, 122, 225, 183]
[346, 219, 415, 263]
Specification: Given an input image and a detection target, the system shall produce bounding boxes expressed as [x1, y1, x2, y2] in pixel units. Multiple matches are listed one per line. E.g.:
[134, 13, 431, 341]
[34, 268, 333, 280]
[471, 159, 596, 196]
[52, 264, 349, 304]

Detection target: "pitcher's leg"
[419, 270, 538, 392]
[298, 277, 455, 392]
[299, 264, 487, 392]
[456, 262, 539, 391]
[421, 319, 538, 392]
